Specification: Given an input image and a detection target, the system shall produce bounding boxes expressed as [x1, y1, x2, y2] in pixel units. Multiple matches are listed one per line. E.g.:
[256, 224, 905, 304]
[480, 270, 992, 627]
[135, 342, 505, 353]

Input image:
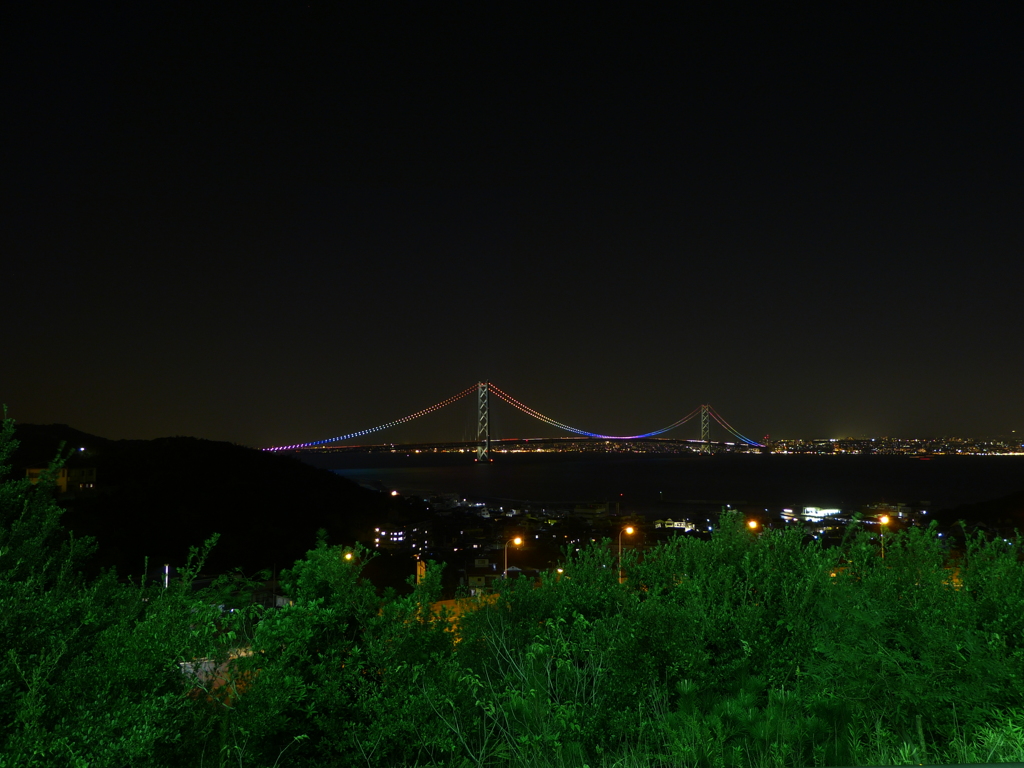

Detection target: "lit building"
[26, 467, 96, 494]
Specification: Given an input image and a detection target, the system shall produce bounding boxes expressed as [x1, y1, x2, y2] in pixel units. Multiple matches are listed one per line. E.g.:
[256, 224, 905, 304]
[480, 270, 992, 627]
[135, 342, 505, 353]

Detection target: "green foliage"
[0, 413, 227, 766]
[3, 408, 1023, 767]
[417, 512, 1024, 767]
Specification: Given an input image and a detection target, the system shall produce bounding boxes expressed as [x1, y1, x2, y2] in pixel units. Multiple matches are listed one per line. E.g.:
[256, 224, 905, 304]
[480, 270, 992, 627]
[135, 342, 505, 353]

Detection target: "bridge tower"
[476, 381, 491, 462]
[700, 404, 711, 454]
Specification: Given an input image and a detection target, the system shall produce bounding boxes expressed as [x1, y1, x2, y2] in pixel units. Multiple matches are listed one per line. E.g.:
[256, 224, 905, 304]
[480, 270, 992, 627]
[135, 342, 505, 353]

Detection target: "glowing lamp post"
[504, 536, 522, 577]
[747, 519, 759, 530]
[618, 526, 635, 583]
[879, 515, 889, 559]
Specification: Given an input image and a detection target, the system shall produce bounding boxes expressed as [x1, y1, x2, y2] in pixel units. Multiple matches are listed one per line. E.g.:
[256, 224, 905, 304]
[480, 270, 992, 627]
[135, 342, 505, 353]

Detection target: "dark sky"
[3, 5, 1022, 447]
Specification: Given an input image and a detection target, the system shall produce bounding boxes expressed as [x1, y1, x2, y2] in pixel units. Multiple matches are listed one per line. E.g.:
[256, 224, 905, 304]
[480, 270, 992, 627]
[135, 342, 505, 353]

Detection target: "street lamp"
[618, 526, 635, 583]
[879, 515, 889, 559]
[747, 519, 759, 530]
[504, 536, 522, 577]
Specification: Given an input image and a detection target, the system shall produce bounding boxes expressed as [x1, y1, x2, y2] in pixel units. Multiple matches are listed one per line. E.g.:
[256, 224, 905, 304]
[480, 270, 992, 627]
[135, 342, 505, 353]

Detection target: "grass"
[443, 706, 1023, 767]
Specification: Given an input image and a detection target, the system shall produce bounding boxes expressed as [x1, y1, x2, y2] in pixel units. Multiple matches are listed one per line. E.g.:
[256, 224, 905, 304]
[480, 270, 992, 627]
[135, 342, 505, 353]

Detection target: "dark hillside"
[9, 422, 117, 466]
[12, 424, 413, 578]
[934, 488, 1024, 539]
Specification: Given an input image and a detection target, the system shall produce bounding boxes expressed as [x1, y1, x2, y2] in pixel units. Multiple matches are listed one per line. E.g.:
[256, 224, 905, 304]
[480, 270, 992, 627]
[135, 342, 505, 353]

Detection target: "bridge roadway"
[293, 436, 764, 455]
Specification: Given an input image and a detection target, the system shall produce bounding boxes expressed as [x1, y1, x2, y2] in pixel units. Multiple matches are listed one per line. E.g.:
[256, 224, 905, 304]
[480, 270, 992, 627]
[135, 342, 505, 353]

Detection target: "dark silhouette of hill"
[933, 489, 1024, 539]
[9, 422, 115, 466]
[11, 424, 413, 579]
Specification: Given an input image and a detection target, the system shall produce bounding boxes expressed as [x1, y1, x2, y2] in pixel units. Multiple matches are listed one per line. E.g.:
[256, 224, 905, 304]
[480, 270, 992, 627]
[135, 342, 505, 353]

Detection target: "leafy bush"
[2, 408, 1023, 767]
[0, 415, 227, 767]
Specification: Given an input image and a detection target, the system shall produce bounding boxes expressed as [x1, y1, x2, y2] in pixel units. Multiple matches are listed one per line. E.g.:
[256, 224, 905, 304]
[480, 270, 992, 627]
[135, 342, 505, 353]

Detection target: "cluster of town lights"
[347, 512, 908, 593]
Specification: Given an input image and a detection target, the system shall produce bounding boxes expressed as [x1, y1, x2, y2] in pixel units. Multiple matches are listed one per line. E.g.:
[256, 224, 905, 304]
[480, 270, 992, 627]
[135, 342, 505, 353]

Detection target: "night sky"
[4, 6, 1022, 447]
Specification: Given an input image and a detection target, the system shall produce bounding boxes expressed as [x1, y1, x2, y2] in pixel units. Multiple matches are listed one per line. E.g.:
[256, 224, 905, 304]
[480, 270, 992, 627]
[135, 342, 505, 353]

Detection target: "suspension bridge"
[265, 382, 764, 460]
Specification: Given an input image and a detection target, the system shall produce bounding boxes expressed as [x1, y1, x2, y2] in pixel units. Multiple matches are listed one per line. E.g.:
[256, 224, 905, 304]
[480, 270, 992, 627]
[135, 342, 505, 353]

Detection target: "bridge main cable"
[705, 404, 764, 446]
[488, 384, 704, 440]
[263, 384, 479, 451]
[263, 383, 761, 450]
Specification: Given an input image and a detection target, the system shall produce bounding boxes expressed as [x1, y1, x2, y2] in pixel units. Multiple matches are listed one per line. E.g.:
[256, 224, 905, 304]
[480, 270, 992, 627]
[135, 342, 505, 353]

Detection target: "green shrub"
[3, 407, 1022, 767]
